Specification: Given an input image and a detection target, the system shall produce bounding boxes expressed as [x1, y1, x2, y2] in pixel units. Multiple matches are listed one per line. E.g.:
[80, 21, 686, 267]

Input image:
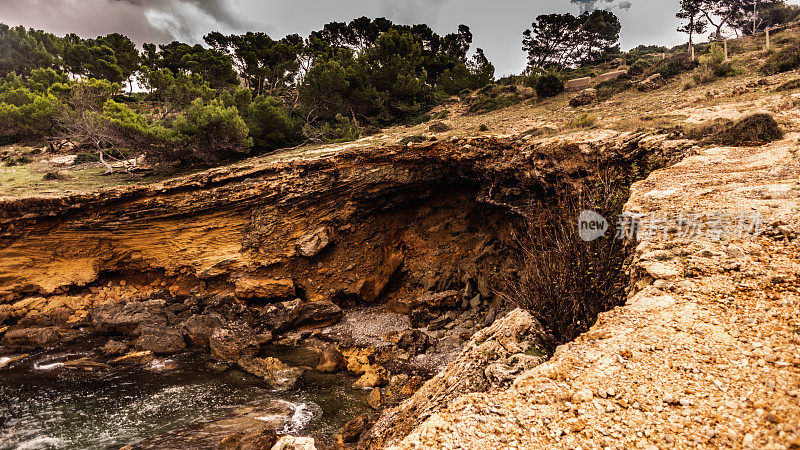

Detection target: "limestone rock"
[366, 388, 382, 410]
[62, 357, 110, 371]
[638, 73, 664, 92]
[90, 300, 168, 335]
[569, 88, 597, 107]
[354, 365, 389, 389]
[237, 357, 304, 391]
[1, 326, 77, 349]
[336, 415, 372, 446]
[110, 350, 155, 365]
[315, 345, 346, 373]
[270, 436, 316, 450]
[210, 325, 260, 363]
[235, 277, 295, 301]
[295, 300, 342, 329]
[133, 325, 186, 355]
[180, 313, 225, 347]
[99, 339, 128, 356]
[296, 227, 333, 258]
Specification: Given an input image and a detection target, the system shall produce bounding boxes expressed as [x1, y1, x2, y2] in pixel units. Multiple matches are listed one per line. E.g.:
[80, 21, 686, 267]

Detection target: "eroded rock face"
[1, 326, 78, 349]
[360, 309, 547, 448]
[210, 325, 260, 363]
[90, 300, 168, 336]
[133, 324, 186, 355]
[0, 134, 683, 317]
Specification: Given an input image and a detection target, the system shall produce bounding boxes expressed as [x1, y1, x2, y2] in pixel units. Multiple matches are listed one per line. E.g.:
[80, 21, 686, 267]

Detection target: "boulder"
[315, 345, 346, 373]
[638, 73, 665, 92]
[336, 415, 372, 446]
[353, 365, 389, 389]
[90, 300, 168, 335]
[366, 388, 382, 410]
[596, 69, 627, 83]
[296, 227, 333, 258]
[295, 301, 342, 329]
[133, 325, 186, 355]
[260, 299, 302, 333]
[180, 313, 225, 347]
[1, 327, 76, 349]
[270, 436, 316, 450]
[235, 277, 295, 301]
[569, 88, 597, 107]
[237, 357, 304, 391]
[565, 76, 592, 91]
[210, 325, 261, 363]
[99, 339, 129, 356]
[110, 350, 155, 365]
[219, 426, 278, 450]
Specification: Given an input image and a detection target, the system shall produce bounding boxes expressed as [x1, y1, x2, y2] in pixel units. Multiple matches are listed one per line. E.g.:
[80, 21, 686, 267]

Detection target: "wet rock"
[296, 227, 333, 258]
[354, 365, 389, 389]
[1, 326, 77, 349]
[62, 357, 110, 371]
[271, 436, 316, 450]
[336, 415, 372, 446]
[180, 313, 225, 347]
[110, 350, 155, 365]
[210, 325, 260, 363]
[90, 300, 168, 335]
[234, 277, 295, 301]
[219, 426, 278, 450]
[99, 339, 128, 356]
[366, 388, 382, 410]
[237, 357, 304, 391]
[0, 354, 28, 369]
[315, 345, 346, 373]
[133, 325, 186, 355]
[569, 88, 597, 107]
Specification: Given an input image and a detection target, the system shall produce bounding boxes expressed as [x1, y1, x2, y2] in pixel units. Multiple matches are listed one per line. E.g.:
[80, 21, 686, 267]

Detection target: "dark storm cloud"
[0, 0, 252, 44]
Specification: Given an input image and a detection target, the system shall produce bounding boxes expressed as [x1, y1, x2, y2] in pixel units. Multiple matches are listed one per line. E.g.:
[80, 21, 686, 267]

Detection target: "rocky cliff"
[0, 132, 685, 318]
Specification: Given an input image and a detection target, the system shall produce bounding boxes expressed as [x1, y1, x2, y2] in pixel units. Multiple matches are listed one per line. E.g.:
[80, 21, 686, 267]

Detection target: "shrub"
[304, 113, 361, 143]
[762, 44, 800, 74]
[535, 73, 565, 98]
[692, 44, 736, 85]
[709, 114, 783, 146]
[650, 53, 698, 79]
[505, 173, 631, 345]
[595, 79, 631, 100]
[242, 95, 302, 150]
[571, 113, 597, 128]
[628, 58, 654, 77]
[478, 124, 489, 131]
[775, 79, 800, 92]
[168, 98, 252, 165]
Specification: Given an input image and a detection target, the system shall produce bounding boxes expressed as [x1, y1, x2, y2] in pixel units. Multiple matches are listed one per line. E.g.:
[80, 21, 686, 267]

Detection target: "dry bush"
[505, 170, 632, 347]
[685, 114, 783, 146]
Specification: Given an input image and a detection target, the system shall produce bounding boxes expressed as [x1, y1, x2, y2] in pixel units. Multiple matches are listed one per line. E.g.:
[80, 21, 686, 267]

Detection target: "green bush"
[628, 58, 654, 77]
[762, 43, 800, 74]
[650, 53, 698, 79]
[535, 73, 564, 98]
[243, 95, 302, 150]
[693, 44, 736, 85]
[0, 88, 61, 139]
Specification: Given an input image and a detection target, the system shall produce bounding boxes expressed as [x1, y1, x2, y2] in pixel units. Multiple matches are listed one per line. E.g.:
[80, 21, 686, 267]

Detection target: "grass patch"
[686, 114, 784, 146]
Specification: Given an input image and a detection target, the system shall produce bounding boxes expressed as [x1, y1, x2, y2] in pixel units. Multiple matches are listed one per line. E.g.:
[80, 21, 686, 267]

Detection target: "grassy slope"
[3, 28, 800, 199]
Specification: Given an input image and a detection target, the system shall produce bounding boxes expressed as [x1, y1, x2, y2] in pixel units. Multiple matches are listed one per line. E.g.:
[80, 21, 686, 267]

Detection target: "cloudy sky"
[1, 0, 798, 76]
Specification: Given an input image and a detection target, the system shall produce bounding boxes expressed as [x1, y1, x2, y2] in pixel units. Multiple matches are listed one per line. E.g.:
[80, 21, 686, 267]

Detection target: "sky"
[1, 0, 799, 76]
